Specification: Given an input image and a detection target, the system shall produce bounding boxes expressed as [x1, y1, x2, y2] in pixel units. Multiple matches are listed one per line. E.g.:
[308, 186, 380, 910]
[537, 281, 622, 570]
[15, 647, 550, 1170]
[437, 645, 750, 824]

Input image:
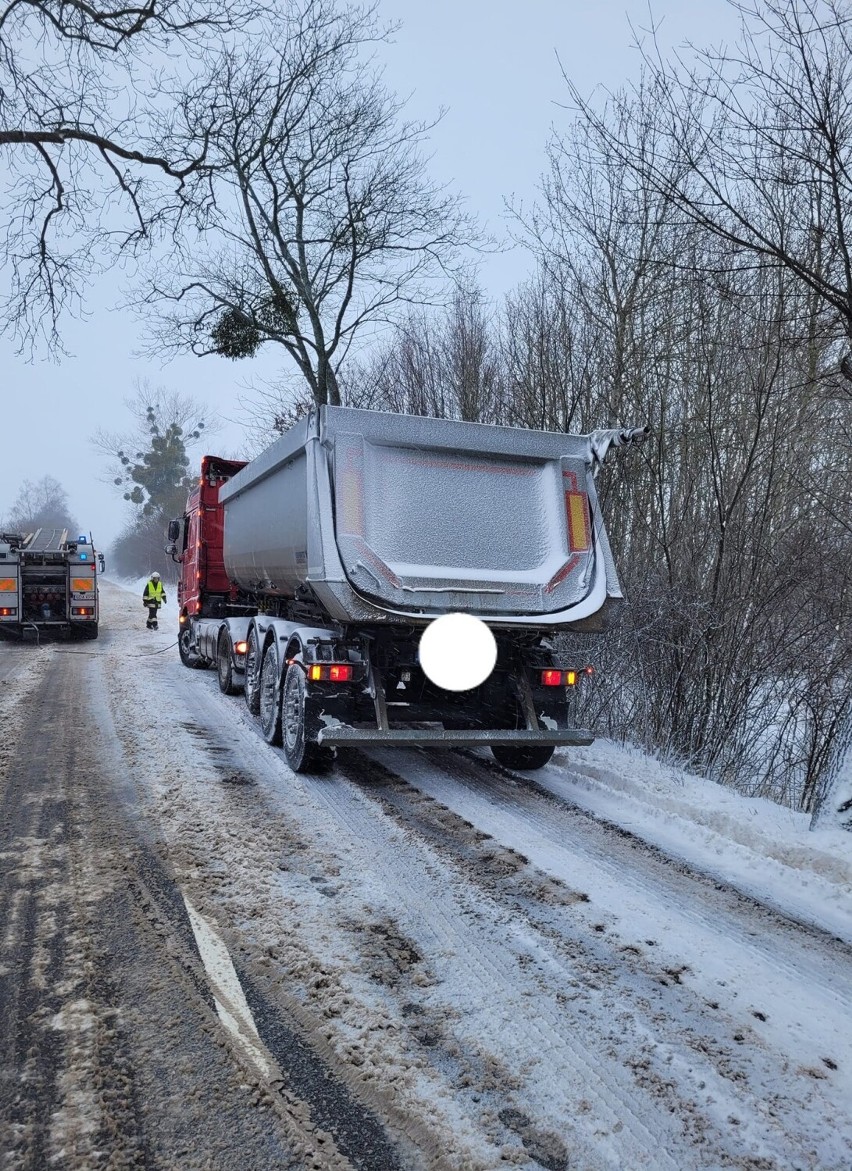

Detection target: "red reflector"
[541, 669, 563, 686]
[234, 641, 247, 654]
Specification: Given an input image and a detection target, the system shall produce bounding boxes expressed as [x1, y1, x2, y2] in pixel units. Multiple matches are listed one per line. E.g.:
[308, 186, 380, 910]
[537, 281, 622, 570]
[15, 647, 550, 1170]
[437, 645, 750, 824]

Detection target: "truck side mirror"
[165, 543, 178, 560]
[98, 553, 106, 572]
[167, 519, 181, 543]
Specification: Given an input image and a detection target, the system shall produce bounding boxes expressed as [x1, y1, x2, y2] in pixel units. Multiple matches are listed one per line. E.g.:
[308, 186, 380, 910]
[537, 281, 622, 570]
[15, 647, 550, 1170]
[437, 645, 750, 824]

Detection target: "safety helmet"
[151, 571, 161, 580]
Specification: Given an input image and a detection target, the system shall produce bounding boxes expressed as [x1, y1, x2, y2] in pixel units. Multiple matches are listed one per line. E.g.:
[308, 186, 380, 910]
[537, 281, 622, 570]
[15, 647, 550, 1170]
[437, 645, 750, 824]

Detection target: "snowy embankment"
[542, 742, 852, 946]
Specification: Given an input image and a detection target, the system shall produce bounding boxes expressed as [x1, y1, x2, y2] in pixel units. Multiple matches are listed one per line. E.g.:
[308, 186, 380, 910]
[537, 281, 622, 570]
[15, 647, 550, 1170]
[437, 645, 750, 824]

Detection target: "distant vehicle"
[167, 408, 647, 772]
[0, 529, 105, 640]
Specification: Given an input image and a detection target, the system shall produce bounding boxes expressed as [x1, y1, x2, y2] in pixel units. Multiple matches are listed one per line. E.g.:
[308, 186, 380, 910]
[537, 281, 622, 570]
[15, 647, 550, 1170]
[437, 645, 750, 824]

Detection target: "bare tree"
[810, 718, 852, 829]
[564, 0, 852, 393]
[5, 475, 78, 533]
[140, 0, 476, 406]
[498, 271, 590, 433]
[442, 282, 500, 423]
[511, 65, 852, 812]
[0, 0, 264, 350]
[336, 279, 499, 423]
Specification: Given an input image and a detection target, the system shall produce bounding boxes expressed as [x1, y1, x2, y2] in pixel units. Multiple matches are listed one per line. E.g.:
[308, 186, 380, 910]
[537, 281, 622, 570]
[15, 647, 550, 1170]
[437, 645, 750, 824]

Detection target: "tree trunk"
[810, 709, 852, 832]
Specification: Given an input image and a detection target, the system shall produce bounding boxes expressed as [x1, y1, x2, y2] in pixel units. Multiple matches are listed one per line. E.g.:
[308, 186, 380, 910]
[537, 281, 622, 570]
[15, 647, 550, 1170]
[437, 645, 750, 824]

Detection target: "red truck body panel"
[177, 456, 247, 616]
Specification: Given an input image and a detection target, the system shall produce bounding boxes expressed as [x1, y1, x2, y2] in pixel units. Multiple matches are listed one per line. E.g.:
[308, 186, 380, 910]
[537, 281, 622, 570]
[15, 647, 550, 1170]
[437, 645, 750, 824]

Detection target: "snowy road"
[1, 581, 851, 1170]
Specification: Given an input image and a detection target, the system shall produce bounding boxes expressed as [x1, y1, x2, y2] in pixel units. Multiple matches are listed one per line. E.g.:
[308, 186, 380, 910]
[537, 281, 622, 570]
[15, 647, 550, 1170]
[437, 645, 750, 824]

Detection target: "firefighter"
[143, 571, 167, 630]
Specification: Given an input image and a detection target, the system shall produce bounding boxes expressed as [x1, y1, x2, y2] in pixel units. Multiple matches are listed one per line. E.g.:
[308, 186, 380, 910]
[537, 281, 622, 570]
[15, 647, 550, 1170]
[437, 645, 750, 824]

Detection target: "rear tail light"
[71, 607, 93, 616]
[0, 607, 16, 617]
[308, 663, 353, 682]
[540, 669, 589, 687]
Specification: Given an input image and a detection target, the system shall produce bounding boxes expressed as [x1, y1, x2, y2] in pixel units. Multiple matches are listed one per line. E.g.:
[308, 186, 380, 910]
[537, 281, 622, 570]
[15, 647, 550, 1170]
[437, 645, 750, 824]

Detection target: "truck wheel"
[243, 627, 261, 714]
[217, 631, 240, 695]
[75, 623, 99, 640]
[178, 624, 204, 669]
[259, 641, 283, 746]
[281, 663, 323, 773]
[490, 744, 555, 771]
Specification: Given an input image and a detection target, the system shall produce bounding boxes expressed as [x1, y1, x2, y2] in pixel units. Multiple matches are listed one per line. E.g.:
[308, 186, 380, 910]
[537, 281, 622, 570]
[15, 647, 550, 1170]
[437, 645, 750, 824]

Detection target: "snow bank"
[546, 740, 852, 943]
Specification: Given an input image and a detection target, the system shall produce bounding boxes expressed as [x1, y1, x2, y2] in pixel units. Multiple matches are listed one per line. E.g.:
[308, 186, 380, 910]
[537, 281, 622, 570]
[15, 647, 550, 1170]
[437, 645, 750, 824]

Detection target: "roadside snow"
[540, 741, 852, 944]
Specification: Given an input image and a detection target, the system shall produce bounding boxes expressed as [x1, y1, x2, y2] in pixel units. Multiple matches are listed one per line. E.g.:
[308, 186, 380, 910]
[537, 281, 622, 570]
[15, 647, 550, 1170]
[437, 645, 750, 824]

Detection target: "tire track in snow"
[348, 745, 852, 1170]
[150, 682, 843, 1168]
[0, 588, 392, 1171]
[129, 677, 509, 1170]
[0, 641, 50, 789]
[416, 746, 852, 1035]
[92, 585, 852, 1169]
[305, 753, 761, 1171]
[298, 786, 673, 1168]
[108, 633, 614, 1168]
[1, 648, 151, 1171]
[92, 594, 408, 1171]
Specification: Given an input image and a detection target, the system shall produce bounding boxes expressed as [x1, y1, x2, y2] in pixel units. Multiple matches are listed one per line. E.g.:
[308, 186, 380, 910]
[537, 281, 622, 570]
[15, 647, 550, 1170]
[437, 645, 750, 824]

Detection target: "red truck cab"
[169, 456, 247, 619]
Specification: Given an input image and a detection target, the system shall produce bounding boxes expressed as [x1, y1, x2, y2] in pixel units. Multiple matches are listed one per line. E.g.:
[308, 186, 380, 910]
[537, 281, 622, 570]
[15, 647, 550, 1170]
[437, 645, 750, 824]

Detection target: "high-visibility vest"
[145, 580, 165, 603]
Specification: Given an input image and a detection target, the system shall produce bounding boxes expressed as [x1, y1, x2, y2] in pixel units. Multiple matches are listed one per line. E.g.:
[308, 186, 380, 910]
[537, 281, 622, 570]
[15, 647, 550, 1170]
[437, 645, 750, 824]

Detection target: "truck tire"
[281, 662, 324, 774]
[75, 623, 99, 640]
[490, 744, 555, 771]
[259, 641, 283, 746]
[178, 624, 204, 669]
[217, 631, 240, 695]
[243, 627, 261, 714]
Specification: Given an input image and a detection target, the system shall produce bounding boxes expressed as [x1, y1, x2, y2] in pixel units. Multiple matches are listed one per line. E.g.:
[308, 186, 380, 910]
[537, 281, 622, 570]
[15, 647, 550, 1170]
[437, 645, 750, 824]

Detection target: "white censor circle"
[418, 613, 497, 692]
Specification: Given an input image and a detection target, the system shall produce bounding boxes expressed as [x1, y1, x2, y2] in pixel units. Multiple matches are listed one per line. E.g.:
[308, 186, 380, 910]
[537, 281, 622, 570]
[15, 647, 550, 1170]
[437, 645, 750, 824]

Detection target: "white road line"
[182, 895, 273, 1079]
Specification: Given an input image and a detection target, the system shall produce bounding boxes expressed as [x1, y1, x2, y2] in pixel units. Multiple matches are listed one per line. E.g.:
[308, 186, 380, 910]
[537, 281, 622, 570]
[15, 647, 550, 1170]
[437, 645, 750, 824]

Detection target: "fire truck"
[0, 528, 105, 640]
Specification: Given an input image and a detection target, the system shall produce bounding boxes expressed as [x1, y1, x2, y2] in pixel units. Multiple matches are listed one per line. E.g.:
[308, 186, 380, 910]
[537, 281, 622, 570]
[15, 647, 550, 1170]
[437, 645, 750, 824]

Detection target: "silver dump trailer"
[172, 407, 646, 772]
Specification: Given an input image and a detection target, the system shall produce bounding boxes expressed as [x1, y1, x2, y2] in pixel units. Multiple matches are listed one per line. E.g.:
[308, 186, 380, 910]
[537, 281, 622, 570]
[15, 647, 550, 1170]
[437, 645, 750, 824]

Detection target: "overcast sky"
[1, 0, 737, 549]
